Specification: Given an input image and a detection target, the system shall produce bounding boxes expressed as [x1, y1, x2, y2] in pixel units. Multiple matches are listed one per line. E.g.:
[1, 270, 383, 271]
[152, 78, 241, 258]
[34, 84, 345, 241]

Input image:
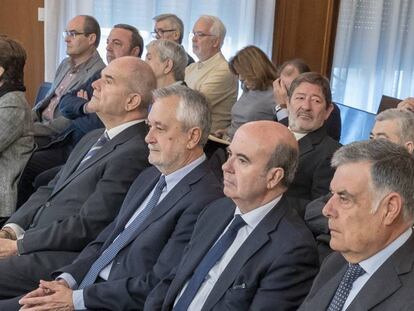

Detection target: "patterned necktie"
[173, 215, 246, 311]
[77, 132, 110, 169]
[327, 263, 366, 311]
[78, 175, 167, 289]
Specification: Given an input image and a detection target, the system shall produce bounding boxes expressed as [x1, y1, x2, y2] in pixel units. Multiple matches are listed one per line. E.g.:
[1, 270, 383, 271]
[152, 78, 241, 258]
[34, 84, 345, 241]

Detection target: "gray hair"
[146, 39, 188, 81]
[332, 139, 414, 221]
[376, 108, 414, 144]
[199, 15, 226, 48]
[153, 13, 184, 44]
[266, 143, 299, 188]
[152, 85, 211, 146]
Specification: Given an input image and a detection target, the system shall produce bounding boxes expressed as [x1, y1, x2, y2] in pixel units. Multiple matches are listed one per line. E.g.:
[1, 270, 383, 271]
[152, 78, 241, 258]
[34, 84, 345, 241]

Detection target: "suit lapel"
[112, 161, 210, 251]
[298, 126, 327, 157]
[164, 200, 235, 307]
[347, 234, 414, 310]
[201, 196, 289, 311]
[51, 123, 145, 197]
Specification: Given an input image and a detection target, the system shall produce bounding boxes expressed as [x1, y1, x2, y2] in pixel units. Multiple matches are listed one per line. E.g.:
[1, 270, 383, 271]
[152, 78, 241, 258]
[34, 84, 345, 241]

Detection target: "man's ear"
[130, 46, 141, 58]
[324, 103, 334, 121]
[0, 66, 5, 79]
[267, 167, 284, 189]
[125, 93, 142, 111]
[404, 140, 414, 154]
[382, 192, 403, 225]
[186, 127, 202, 149]
[163, 59, 174, 75]
[88, 33, 97, 47]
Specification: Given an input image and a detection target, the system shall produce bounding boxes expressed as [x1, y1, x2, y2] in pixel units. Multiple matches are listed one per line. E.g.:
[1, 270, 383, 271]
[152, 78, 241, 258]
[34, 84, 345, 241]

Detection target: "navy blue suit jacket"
[145, 195, 319, 311]
[54, 161, 223, 310]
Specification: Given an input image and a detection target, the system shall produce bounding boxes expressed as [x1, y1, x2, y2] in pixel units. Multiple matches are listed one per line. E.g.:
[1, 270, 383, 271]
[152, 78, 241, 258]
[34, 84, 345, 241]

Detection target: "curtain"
[44, 0, 276, 80]
[331, 0, 414, 113]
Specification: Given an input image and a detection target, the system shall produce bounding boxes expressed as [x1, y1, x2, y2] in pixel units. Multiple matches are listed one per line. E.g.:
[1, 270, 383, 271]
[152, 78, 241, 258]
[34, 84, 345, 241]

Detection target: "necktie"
[327, 263, 365, 311]
[77, 132, 110, 169]
[173, 215, 246, 311]
[79, 175, 167, 289]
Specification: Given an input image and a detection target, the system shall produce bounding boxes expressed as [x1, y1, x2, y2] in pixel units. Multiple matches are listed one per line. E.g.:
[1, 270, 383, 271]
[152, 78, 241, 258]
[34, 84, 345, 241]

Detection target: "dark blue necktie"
[327, 263, 365, 311]
[173, 215, 246, 311]
[78, 175, 167, 289]
[77, 132, 110, 170]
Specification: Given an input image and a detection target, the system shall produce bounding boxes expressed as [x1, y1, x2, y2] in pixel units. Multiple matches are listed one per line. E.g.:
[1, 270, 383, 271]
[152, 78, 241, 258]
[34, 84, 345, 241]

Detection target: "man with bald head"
[0, 56, 155, 298]
[145, 121, 319, 310]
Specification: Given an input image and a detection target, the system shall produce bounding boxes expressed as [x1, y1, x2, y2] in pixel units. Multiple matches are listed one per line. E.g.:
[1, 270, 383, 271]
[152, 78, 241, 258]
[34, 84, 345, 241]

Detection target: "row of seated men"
[0, 13, 414, 311]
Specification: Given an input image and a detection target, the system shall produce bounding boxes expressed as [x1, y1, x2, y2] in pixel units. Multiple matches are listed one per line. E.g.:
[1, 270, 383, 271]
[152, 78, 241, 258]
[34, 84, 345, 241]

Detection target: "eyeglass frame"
[190, 31, 216, 39]
[62, 30, 90, 39]
[151, 28, 177, 38]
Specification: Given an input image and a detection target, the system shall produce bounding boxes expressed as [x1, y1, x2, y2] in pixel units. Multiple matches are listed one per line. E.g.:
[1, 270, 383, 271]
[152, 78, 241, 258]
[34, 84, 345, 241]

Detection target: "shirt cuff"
[3, 223, 25, 239]
[73, 290, 87, 310]
[56, 273, 78, 289]
[82, 103, 89, 114]
[276, 108, 288, 121]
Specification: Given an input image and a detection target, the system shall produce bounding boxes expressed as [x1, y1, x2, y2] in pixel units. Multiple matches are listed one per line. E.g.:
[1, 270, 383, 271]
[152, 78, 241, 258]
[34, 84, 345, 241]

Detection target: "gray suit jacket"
[0, 91, 34, 216]
[299, 233, 414, 311]
[32, 51, 105, 137]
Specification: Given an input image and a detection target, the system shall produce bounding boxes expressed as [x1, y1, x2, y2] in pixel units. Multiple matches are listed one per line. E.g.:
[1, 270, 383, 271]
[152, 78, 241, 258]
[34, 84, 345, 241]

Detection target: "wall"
[0, 0, 45, 104]
[272, 0, 340, 78]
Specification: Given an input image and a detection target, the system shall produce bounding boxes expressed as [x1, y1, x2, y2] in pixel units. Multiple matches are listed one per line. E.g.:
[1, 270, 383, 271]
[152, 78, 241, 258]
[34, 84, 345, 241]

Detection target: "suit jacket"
[32, 51, 105, 137]
[145, 195, 319, 311]
[7, 122, 149, 256]
[299, 234, 414, 311]
[287, 125, 341, 202]
[54, 162, 223, 310]
[0, 91, 34, 217]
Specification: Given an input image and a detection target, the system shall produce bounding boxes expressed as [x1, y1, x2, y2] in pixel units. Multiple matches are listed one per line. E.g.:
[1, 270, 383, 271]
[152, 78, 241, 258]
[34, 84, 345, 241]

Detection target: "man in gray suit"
[0, 56, 155, 298]
[33, 15, 105, 145]
[299, 139, 414, 311]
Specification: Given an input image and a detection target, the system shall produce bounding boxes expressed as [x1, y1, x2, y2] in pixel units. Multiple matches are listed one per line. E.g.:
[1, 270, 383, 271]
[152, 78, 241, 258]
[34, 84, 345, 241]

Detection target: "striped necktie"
[77, 132, 110, 169]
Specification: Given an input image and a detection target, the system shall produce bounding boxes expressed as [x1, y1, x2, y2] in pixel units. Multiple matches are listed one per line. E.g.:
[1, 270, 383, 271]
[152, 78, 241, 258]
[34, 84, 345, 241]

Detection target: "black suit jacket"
[8, 122, 149, 255]
[287, 126, 341, 202]
[299, 233, 414, 311]
[145, 195, 319, 311]
[55, 161, 223, 310]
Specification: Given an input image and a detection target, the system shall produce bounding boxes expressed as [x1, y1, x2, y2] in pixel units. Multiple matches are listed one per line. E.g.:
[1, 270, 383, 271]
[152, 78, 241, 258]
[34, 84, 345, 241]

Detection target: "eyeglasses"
[190, 31, 216, 39]
[151, 29, 176, 38]
[62, 30, 88, 39]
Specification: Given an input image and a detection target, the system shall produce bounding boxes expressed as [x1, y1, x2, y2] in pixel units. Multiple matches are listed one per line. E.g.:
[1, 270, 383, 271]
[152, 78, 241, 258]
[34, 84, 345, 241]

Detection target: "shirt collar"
[359, 227, 412, 276]
[234, 195, 282, 230]
[288, 127, 308, 141]
[105, 119, 145, 139]
[164, 154, 207, 192]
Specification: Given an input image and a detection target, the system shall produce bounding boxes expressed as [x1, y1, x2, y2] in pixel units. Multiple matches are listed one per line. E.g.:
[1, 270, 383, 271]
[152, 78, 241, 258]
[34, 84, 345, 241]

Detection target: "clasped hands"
[19, 280, 74, 311]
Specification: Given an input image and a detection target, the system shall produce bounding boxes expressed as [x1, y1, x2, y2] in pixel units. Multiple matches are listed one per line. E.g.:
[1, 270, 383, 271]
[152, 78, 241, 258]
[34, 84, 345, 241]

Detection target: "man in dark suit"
[144, 120, 319, 311]
[299, 139, 414, 311]
[0, 56, 156, 298]
[17, 24, 144, 206]
[285, 72, 341, 205]
[16, 86, 223, 311]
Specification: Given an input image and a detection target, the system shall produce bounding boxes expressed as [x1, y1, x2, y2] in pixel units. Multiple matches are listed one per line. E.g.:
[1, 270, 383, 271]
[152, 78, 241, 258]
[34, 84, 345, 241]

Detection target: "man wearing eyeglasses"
[185, 15, 238, 133]
[152, 14, 194, 66]
[32, 15, 105, 147]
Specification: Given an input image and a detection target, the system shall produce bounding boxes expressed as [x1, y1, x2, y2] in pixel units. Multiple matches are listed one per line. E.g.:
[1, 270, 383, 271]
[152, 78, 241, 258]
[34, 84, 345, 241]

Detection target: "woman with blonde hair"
[214, 45, 278, 140]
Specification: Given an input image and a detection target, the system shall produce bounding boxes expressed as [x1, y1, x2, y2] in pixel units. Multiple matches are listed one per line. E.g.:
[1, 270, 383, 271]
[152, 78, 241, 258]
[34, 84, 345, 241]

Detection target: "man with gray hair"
[16, 85, 223, 311]
[185, 15, 238, 133]
[299, 139, 414, 310]
[370, 108, 414, 154]
[152, 13, 194, 65]
[145, 39, 188, 88]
